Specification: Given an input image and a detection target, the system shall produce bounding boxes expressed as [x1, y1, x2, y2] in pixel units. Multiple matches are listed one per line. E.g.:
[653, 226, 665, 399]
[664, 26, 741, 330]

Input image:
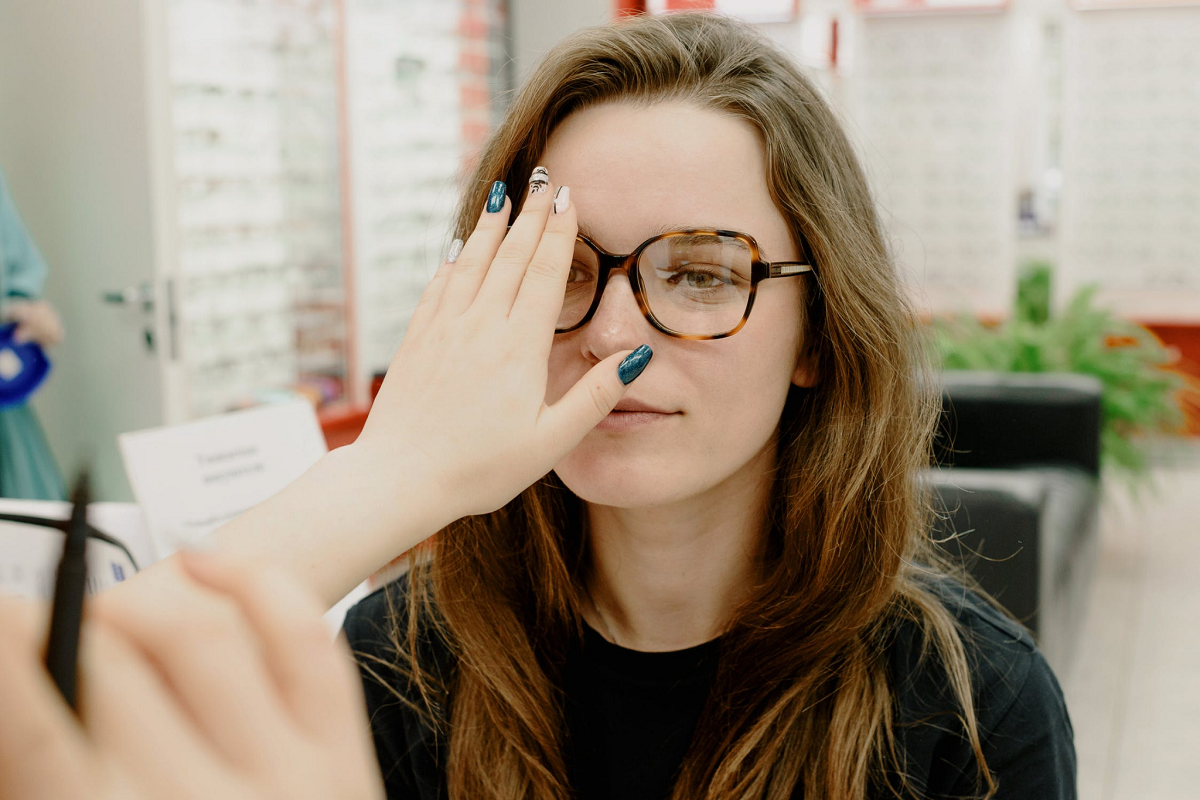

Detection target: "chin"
[553, 447, 687, 508]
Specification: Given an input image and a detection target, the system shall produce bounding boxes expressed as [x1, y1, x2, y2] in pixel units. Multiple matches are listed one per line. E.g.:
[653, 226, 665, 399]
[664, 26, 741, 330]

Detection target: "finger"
[404, 238, 464, 339]
[178, 550, 368, 739]
[0, 598, 93, 800]
[537, 345, 654, 452]
[81, 617, 237, 800]
[471, 167, 558, 313]
[437, 179, 513, 317]
[1, 301, 29, 322]
[507, 183, 577, 340]
[12, 324, 31, 344]
[47, 312, 64, 346]
[88, 572, 295, 772]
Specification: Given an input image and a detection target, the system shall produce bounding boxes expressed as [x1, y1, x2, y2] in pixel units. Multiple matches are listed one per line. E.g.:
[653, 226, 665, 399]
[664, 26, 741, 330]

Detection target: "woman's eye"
[655, 266, 729, 289]
[683, 270, 724, 289]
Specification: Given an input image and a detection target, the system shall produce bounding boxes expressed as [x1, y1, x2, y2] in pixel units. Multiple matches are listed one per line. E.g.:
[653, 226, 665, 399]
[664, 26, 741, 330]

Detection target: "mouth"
[596, 409, 680, 432]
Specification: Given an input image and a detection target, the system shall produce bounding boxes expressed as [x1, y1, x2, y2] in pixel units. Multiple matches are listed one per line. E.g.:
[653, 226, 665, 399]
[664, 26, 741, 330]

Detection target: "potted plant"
[930, 260, 1192, 493]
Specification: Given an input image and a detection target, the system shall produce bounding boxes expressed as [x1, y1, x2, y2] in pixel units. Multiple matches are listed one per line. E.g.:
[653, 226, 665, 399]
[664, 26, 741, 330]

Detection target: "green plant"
[931, 260, 1189, 490]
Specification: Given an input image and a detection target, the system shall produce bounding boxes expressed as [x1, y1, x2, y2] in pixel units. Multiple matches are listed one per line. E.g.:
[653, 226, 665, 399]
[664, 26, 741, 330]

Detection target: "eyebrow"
[576, 221, 775, 261]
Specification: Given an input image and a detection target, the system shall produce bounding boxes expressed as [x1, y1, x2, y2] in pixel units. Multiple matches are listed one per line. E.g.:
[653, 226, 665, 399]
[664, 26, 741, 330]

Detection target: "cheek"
[545, 341, 578, 405]
[695, 354, 785, 441]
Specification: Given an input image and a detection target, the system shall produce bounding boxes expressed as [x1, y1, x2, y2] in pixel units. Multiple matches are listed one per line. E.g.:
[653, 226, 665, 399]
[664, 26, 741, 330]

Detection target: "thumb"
[540, 345, 654, 447]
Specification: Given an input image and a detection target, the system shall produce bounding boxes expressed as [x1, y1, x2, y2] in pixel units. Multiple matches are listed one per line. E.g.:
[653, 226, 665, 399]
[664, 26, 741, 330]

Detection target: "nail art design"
[445, 238, 464, 263]
[553, 186, 570, 214]
[487, 181, 506, 213]
[618, 345, 653, 385]
[529, 166, 549, 194]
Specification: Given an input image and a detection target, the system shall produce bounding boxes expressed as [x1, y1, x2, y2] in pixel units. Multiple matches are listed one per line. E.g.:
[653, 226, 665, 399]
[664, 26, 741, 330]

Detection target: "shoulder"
[342, 569, 456, 686]
[341, 574, 405, 657]
[886, 576, 1077, 799]
[341, 570, 452, 799]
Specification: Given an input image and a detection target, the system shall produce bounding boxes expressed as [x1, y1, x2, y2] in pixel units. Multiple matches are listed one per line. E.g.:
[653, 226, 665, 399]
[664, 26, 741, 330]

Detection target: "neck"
[582, 442, 774, 652]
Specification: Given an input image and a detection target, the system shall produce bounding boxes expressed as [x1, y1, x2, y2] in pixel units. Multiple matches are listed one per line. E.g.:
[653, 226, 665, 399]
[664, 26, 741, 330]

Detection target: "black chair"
[926, 370, 1104, 673]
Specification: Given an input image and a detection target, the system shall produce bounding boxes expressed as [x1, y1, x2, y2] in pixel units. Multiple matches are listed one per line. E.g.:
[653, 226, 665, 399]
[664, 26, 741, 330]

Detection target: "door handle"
[101, 281, 159, 354]
[101, 283, 156, 312]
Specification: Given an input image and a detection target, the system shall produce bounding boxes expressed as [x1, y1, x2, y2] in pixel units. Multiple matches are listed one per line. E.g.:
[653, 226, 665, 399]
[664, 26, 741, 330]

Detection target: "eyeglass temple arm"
[768, 262, 814, 278]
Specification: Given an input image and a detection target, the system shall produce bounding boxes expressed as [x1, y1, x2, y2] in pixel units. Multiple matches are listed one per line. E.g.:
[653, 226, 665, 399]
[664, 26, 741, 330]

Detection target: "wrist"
[328, 440, 458, 534]
[201, 443, 455, 608]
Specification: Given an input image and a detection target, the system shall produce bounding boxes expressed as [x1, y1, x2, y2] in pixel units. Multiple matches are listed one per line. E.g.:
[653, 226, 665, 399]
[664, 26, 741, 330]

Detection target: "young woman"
[340, 12, 1075, 800]
[0, 10, 1074, 800]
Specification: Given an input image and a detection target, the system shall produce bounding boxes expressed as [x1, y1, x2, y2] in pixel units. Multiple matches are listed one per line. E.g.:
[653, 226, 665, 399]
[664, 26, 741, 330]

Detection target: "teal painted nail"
[618, 345, 653, 385]
[487, 181, 506, 213]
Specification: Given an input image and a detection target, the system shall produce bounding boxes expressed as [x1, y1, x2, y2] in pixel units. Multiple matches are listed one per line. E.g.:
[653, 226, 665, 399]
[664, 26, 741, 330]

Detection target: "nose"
[578, 267, 654, 357]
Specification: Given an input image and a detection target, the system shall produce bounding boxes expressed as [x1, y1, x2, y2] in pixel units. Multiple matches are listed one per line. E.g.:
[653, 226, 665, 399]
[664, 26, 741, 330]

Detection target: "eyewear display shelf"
[166, 0, 506, 434]
[0, 0, 498, 500]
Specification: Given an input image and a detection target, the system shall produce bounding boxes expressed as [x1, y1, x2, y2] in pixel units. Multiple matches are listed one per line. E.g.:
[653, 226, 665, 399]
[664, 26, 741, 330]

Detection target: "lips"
[612, 400, 674, 414]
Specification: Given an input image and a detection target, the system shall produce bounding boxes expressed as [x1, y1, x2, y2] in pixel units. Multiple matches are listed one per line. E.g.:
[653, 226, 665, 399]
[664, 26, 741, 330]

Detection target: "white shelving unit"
[1058, 3, 1200, 323]
[168, 0, 349, 418]
[844, 9, 1019, 319]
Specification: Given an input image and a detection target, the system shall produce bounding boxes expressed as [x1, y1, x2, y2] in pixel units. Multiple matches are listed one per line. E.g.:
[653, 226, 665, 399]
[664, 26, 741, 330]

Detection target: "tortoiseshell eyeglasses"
[555, 228, 817, 340]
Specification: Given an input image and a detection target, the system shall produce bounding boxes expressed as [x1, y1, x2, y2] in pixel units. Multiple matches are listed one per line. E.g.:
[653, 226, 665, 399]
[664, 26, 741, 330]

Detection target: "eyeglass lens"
[560, 234, 754, 336]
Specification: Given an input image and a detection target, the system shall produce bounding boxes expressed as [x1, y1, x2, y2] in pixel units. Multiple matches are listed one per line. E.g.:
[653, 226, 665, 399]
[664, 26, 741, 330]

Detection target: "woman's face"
[542, 100, 816, 508]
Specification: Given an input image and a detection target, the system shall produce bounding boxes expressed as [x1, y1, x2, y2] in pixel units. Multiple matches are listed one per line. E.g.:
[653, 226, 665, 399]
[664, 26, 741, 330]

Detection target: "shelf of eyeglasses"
[183, 310, 347, 336]
[175, 166, 342, 188]
[174, 144, 340, 169]
[177, 236, 342, 261]
[186, 347, 348, 378]
[188, 360, 299, 388]
[176, 188, 342, 216]
[178, 265, 343, 291]
[172, 113, 339, 142]
[1064, 263, 1200, 291]
[187, 345, 298, 373]
[178, 200, 342, 230]
[188, 294, 347, 322]
[178, 216, 341, 239]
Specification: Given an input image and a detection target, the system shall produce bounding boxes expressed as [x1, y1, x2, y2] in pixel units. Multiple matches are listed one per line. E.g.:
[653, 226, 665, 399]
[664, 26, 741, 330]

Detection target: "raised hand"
[0, 551, 384, 800]
[353, 167, 652, 518]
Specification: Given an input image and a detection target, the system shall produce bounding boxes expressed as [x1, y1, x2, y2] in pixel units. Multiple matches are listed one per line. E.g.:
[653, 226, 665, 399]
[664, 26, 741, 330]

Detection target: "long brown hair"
[371, 11, 998, 799]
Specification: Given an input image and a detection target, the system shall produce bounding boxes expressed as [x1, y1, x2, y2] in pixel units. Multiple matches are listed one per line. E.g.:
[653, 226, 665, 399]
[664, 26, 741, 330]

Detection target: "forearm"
[117, 443, 454, 609]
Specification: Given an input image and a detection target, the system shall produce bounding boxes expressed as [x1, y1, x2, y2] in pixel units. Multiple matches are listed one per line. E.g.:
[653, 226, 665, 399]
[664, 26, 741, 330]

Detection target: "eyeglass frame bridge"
[553, 228, 817, 340]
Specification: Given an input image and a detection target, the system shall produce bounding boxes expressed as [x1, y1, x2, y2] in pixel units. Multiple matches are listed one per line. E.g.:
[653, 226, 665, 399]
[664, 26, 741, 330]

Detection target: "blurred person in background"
[0, 166, 65, 500]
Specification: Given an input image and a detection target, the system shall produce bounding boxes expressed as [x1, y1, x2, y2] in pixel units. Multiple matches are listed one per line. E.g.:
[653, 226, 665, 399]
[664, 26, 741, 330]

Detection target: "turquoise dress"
[0, 169, 65, 500]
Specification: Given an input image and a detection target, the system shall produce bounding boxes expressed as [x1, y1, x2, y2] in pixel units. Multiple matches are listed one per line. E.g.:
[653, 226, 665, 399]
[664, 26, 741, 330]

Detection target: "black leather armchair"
[926, 370, 1104, 673]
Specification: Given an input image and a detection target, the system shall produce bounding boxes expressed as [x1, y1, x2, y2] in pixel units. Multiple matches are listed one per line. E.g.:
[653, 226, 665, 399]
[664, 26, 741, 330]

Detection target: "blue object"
[0, 321, 51, 409]
[0, 169, 64, 500]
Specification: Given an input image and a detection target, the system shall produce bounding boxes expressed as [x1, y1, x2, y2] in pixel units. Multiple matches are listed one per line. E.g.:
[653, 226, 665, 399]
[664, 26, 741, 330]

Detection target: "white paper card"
[118, 399, 328, 559]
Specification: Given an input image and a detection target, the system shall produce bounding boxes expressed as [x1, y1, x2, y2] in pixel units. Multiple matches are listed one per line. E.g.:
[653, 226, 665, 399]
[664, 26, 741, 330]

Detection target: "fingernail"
[618, 345, 653, 385]
[445, 238, 464, 263]
[487, 181, 506, 213]
[553, 185, 570, 214]
[529, 166, 549, 194]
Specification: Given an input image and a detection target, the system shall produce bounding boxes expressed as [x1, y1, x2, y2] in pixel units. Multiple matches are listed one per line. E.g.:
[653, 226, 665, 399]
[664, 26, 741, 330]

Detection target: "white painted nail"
[553, 186, 570, 214]
[446, 238, 464, 263]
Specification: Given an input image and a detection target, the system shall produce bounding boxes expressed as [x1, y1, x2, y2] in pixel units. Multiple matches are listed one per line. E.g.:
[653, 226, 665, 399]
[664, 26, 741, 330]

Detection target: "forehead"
[539, 100, 793, 258]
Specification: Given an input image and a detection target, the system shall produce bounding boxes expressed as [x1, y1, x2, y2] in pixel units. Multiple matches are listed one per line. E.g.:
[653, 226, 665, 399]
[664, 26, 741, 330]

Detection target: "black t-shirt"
[341, 574, 1076, 799]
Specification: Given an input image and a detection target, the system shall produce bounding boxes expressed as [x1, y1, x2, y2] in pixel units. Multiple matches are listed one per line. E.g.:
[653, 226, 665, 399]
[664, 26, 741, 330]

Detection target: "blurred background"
[0, 0, 1196, 796]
